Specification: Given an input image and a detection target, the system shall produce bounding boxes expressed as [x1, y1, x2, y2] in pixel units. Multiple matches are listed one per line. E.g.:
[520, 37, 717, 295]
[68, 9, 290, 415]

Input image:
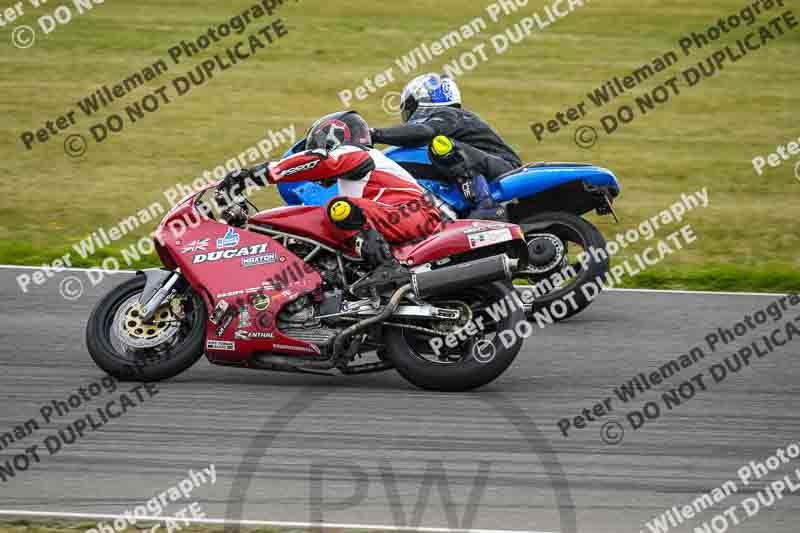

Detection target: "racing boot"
[350, 228, 411, 297]
[463, 174, 508, 221]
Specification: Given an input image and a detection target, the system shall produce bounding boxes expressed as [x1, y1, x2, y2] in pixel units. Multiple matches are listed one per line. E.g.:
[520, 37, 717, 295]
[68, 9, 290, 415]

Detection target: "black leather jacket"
[372, 107, 522, 168]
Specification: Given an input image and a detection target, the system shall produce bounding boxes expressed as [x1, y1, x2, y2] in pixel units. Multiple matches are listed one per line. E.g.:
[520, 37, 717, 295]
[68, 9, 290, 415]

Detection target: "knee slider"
[327, 197, 366, 230]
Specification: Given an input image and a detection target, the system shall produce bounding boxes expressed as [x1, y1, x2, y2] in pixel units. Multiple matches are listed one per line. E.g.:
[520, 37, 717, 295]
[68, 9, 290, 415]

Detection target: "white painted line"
[605, 287, 790, 297]
[515, 285, 790, 298]
[0, 510, 557, 533]
[0, 265, 137, 274]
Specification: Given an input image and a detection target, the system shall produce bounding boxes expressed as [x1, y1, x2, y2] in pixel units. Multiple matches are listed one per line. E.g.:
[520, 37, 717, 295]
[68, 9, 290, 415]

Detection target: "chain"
[382, 321, 444, 336]
[339, 316, 443, 337]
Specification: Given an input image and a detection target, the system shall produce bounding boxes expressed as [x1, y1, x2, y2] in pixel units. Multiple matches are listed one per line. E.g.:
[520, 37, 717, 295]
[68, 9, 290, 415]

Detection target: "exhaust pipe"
[331, 283, 414, 360]
[327, 256, 515, 362]
[329, 255, 516, 359]
[412, 254, 518, 298]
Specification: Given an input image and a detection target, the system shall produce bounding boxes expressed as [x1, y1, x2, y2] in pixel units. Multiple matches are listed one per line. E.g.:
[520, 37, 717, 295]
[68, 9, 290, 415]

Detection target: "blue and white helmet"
[399, 74, 462, 123]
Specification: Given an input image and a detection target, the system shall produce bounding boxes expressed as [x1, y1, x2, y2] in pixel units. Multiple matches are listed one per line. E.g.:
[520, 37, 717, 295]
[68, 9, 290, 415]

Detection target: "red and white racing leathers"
[267, 145, 442, 244]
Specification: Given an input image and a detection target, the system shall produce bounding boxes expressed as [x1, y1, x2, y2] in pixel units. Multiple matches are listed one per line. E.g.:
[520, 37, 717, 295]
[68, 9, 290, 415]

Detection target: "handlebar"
[210, 164, 271, 226]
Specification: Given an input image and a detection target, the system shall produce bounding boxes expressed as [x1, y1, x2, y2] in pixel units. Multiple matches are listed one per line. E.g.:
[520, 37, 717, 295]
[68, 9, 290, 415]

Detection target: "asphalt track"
[1, 267, 798, 533]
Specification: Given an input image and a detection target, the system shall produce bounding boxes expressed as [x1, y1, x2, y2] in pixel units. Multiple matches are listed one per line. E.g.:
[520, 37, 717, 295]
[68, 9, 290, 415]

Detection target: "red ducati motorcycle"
[86, 178, 530, 391]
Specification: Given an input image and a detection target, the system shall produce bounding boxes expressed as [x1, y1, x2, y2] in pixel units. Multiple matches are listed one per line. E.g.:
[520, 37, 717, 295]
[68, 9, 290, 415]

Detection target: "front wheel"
[86, 275, 207, 381]
[383, 281, 526, 392]
[517, 212, 609, 322]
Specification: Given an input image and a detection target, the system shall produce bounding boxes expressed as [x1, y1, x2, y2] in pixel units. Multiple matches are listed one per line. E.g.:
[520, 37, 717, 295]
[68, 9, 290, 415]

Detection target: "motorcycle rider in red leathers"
[227, 111, 442, 291]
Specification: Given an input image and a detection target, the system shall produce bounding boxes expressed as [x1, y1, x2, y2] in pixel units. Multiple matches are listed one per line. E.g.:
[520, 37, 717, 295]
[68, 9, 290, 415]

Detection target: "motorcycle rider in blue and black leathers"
[370, 74, 522, 219]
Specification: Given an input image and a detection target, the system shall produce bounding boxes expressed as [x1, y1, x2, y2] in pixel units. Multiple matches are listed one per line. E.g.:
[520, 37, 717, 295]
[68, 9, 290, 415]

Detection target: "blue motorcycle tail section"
[385, 147, 621, 209]
[492, 164, 620, 203]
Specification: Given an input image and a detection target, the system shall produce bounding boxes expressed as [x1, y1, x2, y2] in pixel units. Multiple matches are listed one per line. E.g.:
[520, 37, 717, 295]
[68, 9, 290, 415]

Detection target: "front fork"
[138, 269, 182, 322]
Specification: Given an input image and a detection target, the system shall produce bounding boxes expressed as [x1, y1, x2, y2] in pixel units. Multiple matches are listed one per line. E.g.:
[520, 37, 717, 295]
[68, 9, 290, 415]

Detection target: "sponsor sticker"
[217, 228, 241, 249]
[246, 285, 276, 293]
[209, 300, 230, 324]
[217, 290, 245, 299]
[234, 330, 275, 340]
[279, 159, 320, 177]
[216, 283, 280, 299]
[193, 244, 269, 264]
[207, 340, 235, 351]
[252, 294, 271, 311]
[463, 223, 508, 235]
[238, 305, 251, 328]
[241, 253, 277, 268]
[215, 311, 235, 337]
[468, 228, 513, 249]
[182, 239, 209, 253]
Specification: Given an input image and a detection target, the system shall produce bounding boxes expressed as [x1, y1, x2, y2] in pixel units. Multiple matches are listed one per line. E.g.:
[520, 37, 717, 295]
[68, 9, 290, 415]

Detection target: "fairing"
[155, 199, 324, 364]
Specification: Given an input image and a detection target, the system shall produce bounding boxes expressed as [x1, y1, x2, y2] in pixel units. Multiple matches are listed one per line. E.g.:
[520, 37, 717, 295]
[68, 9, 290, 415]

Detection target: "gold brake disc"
[124, 303, 173, 338]
[113, 294, 182, 349]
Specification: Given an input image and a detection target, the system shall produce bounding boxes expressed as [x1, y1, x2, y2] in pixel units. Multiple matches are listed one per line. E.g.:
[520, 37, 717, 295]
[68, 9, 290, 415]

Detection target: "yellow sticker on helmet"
[330, 201, 351, 222]
[432, 135, 454, 157]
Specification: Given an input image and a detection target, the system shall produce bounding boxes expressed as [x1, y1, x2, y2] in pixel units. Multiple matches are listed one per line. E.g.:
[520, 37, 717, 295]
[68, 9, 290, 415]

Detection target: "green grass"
[1, 0, 798, 292]
[618, 265, 799, 293]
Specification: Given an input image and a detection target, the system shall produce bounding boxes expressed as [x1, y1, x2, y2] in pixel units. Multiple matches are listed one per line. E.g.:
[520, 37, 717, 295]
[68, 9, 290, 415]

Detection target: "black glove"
[220, 168, 252, 191]
[221, 165, 270, 190]
[250, 163, 271, 186]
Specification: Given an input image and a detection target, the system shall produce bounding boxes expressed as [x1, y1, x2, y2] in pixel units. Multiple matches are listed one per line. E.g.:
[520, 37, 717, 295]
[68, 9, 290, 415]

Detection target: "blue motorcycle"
[278, 141, 621, 321]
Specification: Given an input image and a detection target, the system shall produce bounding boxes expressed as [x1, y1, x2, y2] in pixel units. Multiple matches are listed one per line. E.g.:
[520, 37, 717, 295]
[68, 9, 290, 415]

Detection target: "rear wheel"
[86, 275, 207, 381]
[383, 281, 525, 391]
[517, 212, 609, 322]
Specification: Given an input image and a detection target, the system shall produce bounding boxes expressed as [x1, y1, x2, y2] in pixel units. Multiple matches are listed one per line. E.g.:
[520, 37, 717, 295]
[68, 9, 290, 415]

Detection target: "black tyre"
[383, 281, 526, 392]
[517, 212, 609, 322]
[86, 275, 207, 381]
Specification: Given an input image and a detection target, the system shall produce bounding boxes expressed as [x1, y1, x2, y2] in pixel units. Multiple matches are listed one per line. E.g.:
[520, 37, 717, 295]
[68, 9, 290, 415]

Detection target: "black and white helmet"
[400, 73, 462, 123]
[305, 111, 373, 151]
